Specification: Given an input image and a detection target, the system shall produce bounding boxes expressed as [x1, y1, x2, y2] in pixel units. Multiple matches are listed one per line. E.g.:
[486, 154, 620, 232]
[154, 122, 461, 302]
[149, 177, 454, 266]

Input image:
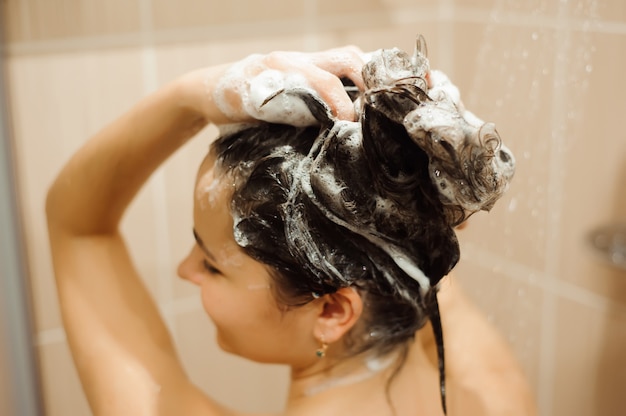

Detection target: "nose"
[177, 247, 202, 286]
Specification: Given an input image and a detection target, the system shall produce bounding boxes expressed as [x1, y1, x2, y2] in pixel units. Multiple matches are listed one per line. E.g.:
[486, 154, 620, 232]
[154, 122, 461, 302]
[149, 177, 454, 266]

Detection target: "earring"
[315, 336, 328, 358]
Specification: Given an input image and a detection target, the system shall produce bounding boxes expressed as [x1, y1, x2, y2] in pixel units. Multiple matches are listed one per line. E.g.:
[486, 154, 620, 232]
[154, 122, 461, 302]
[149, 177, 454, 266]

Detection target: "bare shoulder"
[414, 275, 538, 415]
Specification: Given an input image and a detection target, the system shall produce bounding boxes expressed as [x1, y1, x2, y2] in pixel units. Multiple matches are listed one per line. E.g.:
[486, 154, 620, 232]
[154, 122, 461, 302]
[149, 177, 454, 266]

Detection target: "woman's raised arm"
[45, 48, 364, 416]
[45, 66, 226, 416]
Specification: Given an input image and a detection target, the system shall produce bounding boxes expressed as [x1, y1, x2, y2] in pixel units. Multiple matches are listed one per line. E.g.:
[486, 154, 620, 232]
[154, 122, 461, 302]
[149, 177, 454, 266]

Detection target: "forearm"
[46, 67, 224, 235]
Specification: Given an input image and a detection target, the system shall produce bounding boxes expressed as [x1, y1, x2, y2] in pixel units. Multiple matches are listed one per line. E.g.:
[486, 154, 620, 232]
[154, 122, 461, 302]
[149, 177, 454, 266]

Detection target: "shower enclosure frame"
[0, 27, 45, 416]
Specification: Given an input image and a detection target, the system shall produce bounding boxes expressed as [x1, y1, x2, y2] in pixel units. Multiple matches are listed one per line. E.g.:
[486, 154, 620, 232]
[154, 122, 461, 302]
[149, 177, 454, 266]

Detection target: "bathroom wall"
[2, 0, 625, 415]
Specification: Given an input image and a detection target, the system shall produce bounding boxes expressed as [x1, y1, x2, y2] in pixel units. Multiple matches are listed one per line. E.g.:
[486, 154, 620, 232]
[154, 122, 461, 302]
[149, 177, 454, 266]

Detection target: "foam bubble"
[213, 54, 319, 126]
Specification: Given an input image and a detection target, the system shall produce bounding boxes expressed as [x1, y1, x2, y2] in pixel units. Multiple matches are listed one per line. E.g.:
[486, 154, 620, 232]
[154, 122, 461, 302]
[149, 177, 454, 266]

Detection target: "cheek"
[198, 283, 227, 324]
[200, 284, 277, 335]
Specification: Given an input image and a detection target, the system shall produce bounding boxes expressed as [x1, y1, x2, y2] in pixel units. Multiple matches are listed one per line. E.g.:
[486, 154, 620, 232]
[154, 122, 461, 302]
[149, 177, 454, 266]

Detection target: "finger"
[305, 67, 357, 121]
[310, 46, 366, 91]
[264, 52, 357, 121]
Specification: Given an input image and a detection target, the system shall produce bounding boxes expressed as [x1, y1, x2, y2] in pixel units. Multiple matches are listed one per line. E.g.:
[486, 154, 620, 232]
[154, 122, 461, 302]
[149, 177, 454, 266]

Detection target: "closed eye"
[202, 259, 222, 275]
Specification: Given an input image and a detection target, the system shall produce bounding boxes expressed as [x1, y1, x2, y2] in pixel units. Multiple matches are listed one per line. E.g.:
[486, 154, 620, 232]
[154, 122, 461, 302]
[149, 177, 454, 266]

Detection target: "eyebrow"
[192, 228, 217, 261]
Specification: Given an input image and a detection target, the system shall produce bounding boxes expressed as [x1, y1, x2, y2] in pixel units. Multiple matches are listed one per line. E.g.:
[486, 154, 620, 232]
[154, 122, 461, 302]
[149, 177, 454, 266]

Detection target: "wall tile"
[6, 49, 145, 330]
[151, 0, 306, 31]
[568, 0, 623, 23]
[149, 42, 220, 305]
[552, 297, 626, 416]
[454, 0, 498, 10]
[378, 0, 438, 7]
[453, 0, 559, 17]
[556, 32, 626, 304]
[38, 341, 91, 416]
[316, 0, 390, 15]
[2, 0, 142, 43]
[120, 180, 166, 302]
[451, 22, 559, 271]
[174, 307, 289, 413]
[4, 1, 626, 415]
[333, 22, 443, 62]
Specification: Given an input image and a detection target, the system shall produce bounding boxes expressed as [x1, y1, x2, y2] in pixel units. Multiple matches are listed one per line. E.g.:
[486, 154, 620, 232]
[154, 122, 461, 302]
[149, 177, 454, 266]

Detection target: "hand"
[195, 47, 366, 126]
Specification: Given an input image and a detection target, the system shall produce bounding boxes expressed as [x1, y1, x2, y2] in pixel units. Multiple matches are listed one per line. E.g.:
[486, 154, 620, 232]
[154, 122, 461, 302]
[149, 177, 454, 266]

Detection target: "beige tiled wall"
[3, 0, 625, 415]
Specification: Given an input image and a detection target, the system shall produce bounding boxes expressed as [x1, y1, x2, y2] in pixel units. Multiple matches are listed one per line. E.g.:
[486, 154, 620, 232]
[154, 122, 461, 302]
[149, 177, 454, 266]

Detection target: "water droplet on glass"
[585, 64, 593, 73]
[531, 32, 539, 41]
[508, 198, 518, 212]
[523, 150, 531, 159]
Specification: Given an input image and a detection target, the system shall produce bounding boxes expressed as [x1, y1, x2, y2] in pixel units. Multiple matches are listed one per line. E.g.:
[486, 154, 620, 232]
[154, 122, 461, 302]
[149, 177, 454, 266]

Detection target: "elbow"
[45, 179, 61, 228]
[45, 175, 68, 230]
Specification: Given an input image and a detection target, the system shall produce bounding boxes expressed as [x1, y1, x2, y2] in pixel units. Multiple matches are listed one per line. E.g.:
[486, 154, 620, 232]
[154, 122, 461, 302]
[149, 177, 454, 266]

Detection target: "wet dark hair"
[212, 92, 459, 413]
[211, 45, 514, 415]
[212, 117, 455, 356]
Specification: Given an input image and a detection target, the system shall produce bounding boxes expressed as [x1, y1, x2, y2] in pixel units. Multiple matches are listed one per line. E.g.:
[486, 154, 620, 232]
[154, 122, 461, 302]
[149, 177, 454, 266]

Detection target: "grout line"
[139, 0, 178, 335]
[302, 0, 321, 51]
[537, 54, 564, 416]
[437, 0, 455, 74]
[461, 242, 626, 316]
[453, 6, 625, 34]
[19, 0, 32, 41]
[8, 7, 625, 57]
[139, 0, 154, 34]
[140, 47, 158, 93]
[149, 169, 176, 328]
[536, 0, 598, 411]
[388, 6, 440, 25]
[34, 295, 205, 347]
[143, 129, 179, 325]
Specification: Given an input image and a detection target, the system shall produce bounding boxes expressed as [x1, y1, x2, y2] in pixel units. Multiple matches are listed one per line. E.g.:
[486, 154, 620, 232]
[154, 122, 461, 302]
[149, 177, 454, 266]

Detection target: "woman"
[46, 46, 536, 415]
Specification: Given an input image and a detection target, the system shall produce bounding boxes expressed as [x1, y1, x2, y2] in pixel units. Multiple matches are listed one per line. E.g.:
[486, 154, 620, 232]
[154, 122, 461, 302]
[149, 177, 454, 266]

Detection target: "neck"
[287, 349, 402, 408]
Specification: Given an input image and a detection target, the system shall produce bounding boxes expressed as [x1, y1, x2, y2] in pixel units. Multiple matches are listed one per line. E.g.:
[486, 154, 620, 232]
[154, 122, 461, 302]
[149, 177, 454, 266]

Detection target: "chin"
[215, 332, 233, 353]
[215, 332, 251, 360]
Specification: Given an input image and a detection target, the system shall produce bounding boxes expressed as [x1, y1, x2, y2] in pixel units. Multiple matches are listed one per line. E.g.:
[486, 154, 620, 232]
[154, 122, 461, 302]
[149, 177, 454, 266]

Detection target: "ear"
[313, 287, 363, 344]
